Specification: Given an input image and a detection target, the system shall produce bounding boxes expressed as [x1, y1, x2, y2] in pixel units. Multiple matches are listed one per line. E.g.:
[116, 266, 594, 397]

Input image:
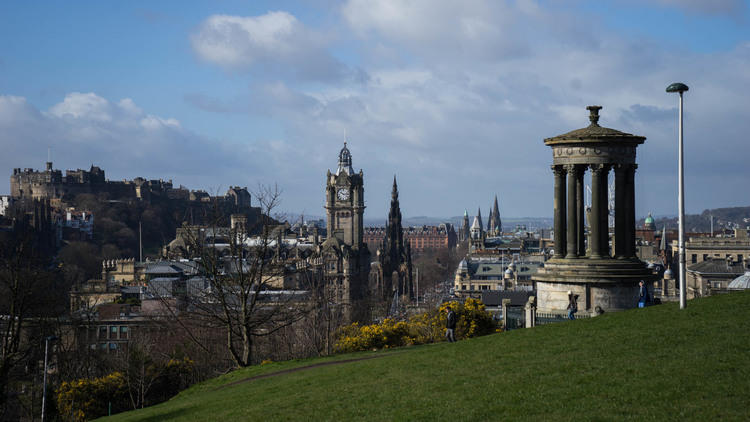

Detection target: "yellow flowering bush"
[334, 299, 497, 353]
[56, 371, 128, 421]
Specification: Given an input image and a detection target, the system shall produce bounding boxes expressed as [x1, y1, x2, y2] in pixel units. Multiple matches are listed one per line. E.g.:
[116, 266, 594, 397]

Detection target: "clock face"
[337, 188, 350, 201]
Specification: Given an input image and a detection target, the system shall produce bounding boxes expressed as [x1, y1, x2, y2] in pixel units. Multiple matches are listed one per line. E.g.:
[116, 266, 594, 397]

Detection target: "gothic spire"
[493, 194, 501, 233]
[476, 207, 483, 233]
[392, 175, 398, 200]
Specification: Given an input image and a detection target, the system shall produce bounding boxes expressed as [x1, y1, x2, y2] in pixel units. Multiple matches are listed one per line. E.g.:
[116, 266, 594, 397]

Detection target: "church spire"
[392, 175, 398, 200]
[492, 194, 501, 234]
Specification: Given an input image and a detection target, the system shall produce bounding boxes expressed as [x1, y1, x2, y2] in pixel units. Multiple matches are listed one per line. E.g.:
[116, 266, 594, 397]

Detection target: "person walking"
[638, 280, 650, 308]
[567, 291, 578, 320]
[445, 306, 457, 343]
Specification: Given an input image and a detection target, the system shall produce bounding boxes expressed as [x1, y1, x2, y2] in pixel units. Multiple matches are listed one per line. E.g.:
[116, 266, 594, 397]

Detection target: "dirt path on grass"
[215, 354, 394, 390]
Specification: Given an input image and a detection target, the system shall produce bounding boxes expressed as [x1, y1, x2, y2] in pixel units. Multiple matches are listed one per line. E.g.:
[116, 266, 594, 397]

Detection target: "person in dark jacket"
[638, 280, 650, 308]
[445, 306, 457, 342]
[567, 291, 578, 320]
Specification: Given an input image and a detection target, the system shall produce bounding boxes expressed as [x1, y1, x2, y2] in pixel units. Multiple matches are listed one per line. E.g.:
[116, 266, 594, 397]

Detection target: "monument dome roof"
[544, 106, 645, 145]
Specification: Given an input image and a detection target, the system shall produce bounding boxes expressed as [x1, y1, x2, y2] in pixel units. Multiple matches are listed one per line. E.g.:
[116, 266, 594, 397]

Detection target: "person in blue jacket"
[638, 280, 650, 308]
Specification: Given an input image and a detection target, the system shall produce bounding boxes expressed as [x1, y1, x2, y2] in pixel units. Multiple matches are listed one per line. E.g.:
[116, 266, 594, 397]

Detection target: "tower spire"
[392, 175, 398, 200]
[493, 194, 501, 234]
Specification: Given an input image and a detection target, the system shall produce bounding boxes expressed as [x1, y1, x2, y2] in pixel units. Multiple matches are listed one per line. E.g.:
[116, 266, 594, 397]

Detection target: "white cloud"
[176, 2, 750, 217]
[0, 93, 284, 193]
[191, 12, 301, 68]
[191, 11, 353, 82]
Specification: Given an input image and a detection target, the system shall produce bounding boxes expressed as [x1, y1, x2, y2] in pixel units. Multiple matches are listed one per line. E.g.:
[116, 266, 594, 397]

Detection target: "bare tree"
[0, 219, 61, 417]
[160, 185, 312, 367]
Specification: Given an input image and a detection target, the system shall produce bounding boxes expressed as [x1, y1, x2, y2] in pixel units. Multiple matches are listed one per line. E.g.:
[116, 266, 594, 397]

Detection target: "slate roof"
[687, 258, 745, 276]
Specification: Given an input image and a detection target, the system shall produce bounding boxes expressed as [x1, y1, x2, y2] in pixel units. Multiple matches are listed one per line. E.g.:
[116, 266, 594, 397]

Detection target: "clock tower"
[325, 142, 364, 249]
[318, 142, 370, 322]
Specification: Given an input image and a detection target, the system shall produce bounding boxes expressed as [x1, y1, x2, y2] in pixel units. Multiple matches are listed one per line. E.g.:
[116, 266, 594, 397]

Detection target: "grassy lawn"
[102, 291, 750, 421]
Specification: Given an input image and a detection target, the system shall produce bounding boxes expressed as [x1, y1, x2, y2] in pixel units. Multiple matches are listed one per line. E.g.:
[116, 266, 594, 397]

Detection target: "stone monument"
[532, 106, 658, 313]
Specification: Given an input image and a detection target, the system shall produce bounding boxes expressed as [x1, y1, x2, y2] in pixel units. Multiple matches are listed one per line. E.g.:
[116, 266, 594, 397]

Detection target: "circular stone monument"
[532, 106, 658, 313]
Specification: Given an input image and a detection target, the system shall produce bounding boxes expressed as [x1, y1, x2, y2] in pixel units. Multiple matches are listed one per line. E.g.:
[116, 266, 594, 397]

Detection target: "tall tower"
[378, 176, 413, 301]
[492, 195, 501, 235]
[325, 142, 364, 248]
[461, 209, 470, 242]
[320, 142, 370, 322]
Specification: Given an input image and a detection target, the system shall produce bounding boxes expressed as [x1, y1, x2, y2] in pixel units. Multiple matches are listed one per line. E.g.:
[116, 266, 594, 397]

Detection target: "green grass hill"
[103, 291, 750, 421]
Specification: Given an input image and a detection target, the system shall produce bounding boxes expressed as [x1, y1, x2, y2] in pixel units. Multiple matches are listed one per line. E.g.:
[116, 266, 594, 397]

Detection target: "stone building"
[532, 106, 657, 313]
[670, 229, 750, 267]
[364, 224, 457, 253]
[316, 143, 371, 321]
[685, 257, 746, 299]
[10, 162, 254, 211]
[454, 257, 543, 297]
[370, 177, 413, 302]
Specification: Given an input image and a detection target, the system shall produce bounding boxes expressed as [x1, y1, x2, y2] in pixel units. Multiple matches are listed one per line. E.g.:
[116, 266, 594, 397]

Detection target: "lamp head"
[666, 82, 689, 93]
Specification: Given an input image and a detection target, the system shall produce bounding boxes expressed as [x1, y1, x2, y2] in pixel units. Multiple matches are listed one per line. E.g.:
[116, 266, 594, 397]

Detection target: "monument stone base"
[533, 258, 658, 314]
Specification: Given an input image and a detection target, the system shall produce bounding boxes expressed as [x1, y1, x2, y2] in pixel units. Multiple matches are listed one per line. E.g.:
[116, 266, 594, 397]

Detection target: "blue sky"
[1, 0, 748, 220]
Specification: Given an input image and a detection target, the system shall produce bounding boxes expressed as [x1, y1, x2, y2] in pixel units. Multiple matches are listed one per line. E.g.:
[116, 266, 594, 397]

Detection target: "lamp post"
[666, 82, 689, 309]
[41, 335, 58, 422]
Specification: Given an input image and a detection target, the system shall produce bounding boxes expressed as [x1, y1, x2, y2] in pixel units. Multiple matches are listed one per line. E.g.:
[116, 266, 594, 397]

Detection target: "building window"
[691, 254, 697, 264]
[110, 326, 118, 339]
[120, 326, 128, 339]
[702, 254, 708, 261]
[99, 326, 107, 339]
[109, 343, 118, 350]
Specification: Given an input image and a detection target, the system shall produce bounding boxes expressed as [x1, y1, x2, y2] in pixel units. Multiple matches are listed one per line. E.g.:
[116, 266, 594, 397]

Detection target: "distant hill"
[105, 291, 750, 421]
[639, 206, 750, 232]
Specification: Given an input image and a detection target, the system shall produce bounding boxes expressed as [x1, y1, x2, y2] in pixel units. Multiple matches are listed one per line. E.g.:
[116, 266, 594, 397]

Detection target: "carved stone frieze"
[552, 144, 636, 165]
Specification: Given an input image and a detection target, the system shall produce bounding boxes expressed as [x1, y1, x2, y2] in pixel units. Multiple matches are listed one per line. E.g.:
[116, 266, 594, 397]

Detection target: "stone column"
[565, 164, 579, 259]
[552, 165, 566, 259]
[575, 166, 585, 256]
[525, 296, 536, 328]
[599, 164, 611, 257]
[614, 164, 627, 258]
[626, 164, 638, 258]
[589, 164, 605, 258]
[502, 298, 511, 330]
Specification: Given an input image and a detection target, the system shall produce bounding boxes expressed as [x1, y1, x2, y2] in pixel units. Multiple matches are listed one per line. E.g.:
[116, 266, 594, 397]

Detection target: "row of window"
[690, 253, 743, 264]
[459, 284, 496, 291]
[97, 325, 129, 340]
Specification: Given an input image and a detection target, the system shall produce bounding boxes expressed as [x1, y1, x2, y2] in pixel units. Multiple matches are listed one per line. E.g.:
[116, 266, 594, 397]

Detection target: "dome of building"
[664, 268, 674, 279]
[728, 271, 750, 290]
[644, 213, 655, 230]
[458, 258, 468, 272]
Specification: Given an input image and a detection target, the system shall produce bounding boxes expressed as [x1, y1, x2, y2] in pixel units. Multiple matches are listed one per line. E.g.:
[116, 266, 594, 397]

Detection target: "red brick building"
[365, 224, 457, 253]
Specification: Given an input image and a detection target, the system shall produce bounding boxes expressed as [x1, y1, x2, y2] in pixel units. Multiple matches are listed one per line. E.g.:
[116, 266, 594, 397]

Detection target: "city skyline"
[1, 1, 748, 218]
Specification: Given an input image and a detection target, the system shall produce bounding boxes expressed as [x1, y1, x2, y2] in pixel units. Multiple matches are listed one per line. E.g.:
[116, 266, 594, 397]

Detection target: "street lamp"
[666, 82, 689, 309]
[41, 335, 58, 422]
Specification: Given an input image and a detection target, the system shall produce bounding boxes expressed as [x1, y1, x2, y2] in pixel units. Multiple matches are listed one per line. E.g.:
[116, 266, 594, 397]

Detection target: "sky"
[1, 0, 748, 221]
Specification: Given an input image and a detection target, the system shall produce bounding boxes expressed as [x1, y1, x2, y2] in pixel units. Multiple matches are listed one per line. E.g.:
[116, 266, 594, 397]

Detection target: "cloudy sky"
[1, 0, 748, 220]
